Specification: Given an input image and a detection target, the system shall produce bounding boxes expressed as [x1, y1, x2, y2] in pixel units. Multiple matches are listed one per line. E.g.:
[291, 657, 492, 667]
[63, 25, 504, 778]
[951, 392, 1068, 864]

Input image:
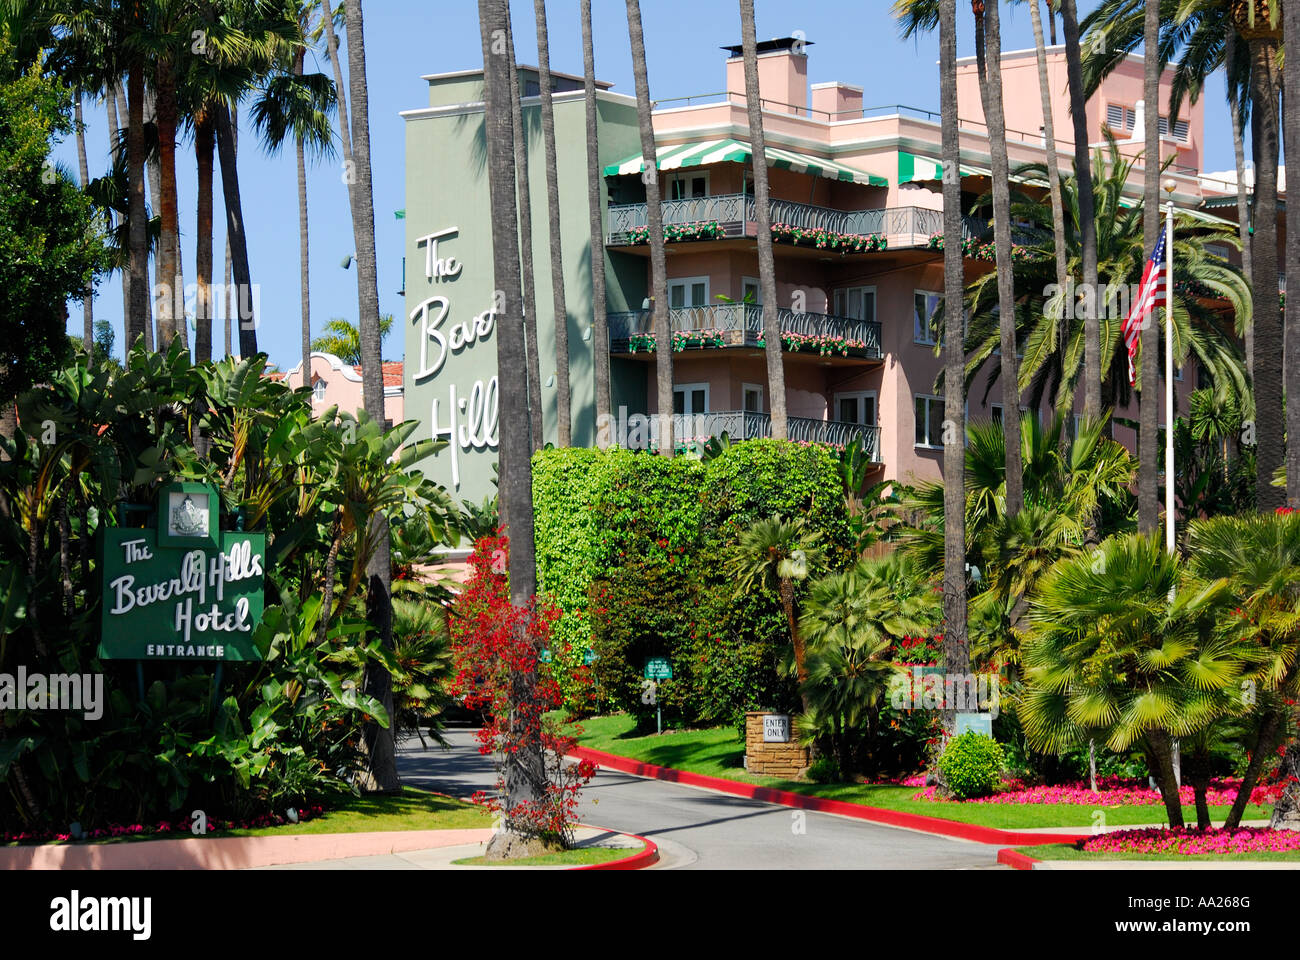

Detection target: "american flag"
[1122, 230, 1169, 386]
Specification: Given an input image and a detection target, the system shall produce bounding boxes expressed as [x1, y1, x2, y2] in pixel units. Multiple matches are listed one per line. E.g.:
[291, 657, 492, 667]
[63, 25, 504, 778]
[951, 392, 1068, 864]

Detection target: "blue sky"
[54, 0, 1237, 372]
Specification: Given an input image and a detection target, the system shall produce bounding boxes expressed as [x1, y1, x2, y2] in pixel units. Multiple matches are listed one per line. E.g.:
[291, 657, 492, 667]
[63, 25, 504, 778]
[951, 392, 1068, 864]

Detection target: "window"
[311, 377, 326, 403]
[915, 394, 945, 448]
[1157, 117, 1190, 141]
[914, 290, 941, 345]
[991, 403, 1037, 426]
[673, 382, 709, 415]
[834, 286, 877, 323]
[668, 172, 709, 200]
[1106, 103, 1136, 132]
[669, 276, 710, 329]
[743, 383, 764, 413]
[742, 277, 761, 305]
[835, 391, 877, 426]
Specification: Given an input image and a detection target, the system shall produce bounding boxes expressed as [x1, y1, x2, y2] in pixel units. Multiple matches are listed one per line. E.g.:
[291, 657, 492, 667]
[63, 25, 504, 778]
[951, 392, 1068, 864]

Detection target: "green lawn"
[9, 788, 493, 847]
[566, 714, 1272, 831]
[452, 843, 644, 867]
[1014, 843, 1300, 863]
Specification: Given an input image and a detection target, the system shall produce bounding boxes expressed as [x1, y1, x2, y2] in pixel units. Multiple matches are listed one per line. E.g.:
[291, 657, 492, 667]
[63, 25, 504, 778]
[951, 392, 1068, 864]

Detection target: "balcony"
[607, 302, 882, 360]
[642, 411, 881, 459]
[606, 193, 954, 249]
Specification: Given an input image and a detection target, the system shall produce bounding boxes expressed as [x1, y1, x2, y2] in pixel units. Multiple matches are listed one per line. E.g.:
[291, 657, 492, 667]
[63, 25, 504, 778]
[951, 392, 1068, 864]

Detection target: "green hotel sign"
[98, 483, 266, 661]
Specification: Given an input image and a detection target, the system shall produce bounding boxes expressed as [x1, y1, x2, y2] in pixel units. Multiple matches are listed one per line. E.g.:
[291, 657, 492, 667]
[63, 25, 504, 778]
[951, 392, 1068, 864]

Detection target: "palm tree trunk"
[1137, 0, 1160, 535]
[534, 0, 572, 447]
[320, 0, 354, 166]
[1225, 33, 1254, 382]
[626, 0, 673, 456]
[215, 102, 259, 356]
[296, 48, 312, 376]
[195, 109, 215, 364]
[581, 0, 613, 448]
[1061, 0, 1101, 420]
[479, 0, 546, 850]
[342, 0, 398, 794]
[1046, 0, 1057, 45]
[741, 0, 788, 441]
[939, 0, 970, 740]
[126, 61, 150, 353]
[106, 83, 131, 342]
[74, 92, 93, 351]
[504, 22, 545, 452]
[1283, 0, 1300, 509]
[1145, 729, 1185, 828]
[1247, 33, 1283, 511]
[975, 0, 1023, 517]
[1028, 0, 1068, 410]
[155, 60, 181, 349]
[146, 87, 163, 350]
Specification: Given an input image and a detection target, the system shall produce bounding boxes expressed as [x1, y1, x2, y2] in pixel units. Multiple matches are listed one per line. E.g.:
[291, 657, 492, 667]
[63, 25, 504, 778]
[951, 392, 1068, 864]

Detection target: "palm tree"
[250, 5, 336, 377]
[1025, 0, 1069, 381]
[337, 0, 397, 792]
[580, 0, 612, 448]
[960, 137, 1251, 415]
[1021, 532, 1244, 828]
[739, 0, 787, 441]
[1061, 0, 1101, 421]
[1185, 511, 1300, 828]
[939, 0, 970, 737]
[974, 0, 1024, 517]
[625, 0, 672, 456]
[311, 314, 393, 365]
[727, 516, 826, 716]
[1284, 0, 1300, 509]
[499, 18, 545, 453]
[800, 554, 940, 774]
[533, 0, 571, 447]
[478, 0, 545, 852]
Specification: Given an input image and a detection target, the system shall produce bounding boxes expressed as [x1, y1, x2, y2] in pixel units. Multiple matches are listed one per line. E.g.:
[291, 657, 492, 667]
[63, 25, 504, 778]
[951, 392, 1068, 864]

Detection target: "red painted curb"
[571, 746, 1088, 847]
[997, 847, 1042, 870]
[570, 829, 659, 871]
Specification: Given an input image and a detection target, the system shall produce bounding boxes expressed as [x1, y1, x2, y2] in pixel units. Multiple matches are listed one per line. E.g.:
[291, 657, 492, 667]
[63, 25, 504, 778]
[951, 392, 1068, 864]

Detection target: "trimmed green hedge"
[532, 441, 850, 720]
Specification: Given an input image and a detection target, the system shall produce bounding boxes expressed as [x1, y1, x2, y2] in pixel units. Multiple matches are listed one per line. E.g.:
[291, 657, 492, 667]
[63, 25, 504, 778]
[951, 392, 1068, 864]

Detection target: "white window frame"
[914, 289, 941, 346]
[668, 171, 710, 200]
[673, 381, 710, 415]
[833, 285, 877, 323]
[668, 276, 710, 308]
[742, 382, 764, 413]
[834, 390, 877, 426]
[311, 377, 327, 403]
[915, 393, 945, 449]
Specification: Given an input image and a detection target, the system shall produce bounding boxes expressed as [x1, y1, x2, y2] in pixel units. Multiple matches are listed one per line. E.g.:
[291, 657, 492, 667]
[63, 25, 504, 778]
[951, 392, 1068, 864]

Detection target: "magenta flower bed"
[1082, 826, 1300, 856]
[2, 804, 327, 846]
[911, 776, 1284, 806]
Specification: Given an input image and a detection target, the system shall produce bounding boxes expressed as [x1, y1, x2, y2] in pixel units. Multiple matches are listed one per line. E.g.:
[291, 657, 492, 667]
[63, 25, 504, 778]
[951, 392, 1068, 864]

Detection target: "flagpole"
[1163, 180, 1176, 555]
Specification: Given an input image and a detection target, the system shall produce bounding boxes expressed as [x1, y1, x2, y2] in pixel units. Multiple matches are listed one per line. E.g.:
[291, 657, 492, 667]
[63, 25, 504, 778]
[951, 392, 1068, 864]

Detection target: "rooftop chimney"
[723, 37, 811, 116]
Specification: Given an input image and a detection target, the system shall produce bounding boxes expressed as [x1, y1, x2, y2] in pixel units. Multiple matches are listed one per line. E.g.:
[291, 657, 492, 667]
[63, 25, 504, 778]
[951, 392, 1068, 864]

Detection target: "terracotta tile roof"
[353, 361, 404, 389]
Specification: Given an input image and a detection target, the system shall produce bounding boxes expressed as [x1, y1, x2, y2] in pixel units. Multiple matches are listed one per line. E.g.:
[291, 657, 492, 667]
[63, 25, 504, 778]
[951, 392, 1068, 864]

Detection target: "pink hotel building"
[596, 37, 1243, 485]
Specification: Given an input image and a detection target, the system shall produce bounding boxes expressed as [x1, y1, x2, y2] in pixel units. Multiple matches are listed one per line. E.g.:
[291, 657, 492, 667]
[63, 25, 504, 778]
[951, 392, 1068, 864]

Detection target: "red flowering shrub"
[448, 535, 595, 846]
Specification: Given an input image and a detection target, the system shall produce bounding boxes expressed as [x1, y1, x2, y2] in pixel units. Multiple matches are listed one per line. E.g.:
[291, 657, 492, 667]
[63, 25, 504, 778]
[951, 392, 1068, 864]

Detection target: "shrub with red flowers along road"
[1081, 826, 1300, 856]
[912, 776, 1285, 806]
[449, 536, 596, 848]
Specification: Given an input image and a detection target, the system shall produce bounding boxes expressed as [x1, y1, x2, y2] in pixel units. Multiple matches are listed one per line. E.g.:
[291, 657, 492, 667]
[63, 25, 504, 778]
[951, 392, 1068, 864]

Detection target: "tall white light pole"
[1163, 178, 1176, 555]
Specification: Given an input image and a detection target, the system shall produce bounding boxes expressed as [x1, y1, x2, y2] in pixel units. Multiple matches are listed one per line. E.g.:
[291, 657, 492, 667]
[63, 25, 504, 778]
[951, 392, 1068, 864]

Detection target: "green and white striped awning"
[603, 138, 887, 186]
[898, 151, 990, 183]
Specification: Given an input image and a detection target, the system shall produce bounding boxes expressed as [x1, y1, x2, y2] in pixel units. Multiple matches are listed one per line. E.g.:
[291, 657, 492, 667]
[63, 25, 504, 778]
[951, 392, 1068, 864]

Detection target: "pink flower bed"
[911, 775, 1284, 806]
[1081, 826, 1300, 856]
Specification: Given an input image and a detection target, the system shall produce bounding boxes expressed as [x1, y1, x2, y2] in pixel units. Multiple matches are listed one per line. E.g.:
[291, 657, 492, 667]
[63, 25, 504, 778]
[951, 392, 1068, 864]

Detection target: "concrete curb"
[997, 847, 1042, 870]
[570, 829, 659, 870]
[0, 828, 496, 870]
[570, 745, 1089, 847]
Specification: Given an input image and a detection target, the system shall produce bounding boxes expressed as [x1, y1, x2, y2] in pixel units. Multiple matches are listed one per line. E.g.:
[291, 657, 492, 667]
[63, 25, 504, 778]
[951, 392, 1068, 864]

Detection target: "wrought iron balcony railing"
[607, 302, 882, 359]
[638, 410, 881, 459]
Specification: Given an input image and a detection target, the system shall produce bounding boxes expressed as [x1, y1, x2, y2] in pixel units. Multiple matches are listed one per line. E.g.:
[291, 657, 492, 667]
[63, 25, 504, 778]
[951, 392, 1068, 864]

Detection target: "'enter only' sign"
[763, 714, 791, 743]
